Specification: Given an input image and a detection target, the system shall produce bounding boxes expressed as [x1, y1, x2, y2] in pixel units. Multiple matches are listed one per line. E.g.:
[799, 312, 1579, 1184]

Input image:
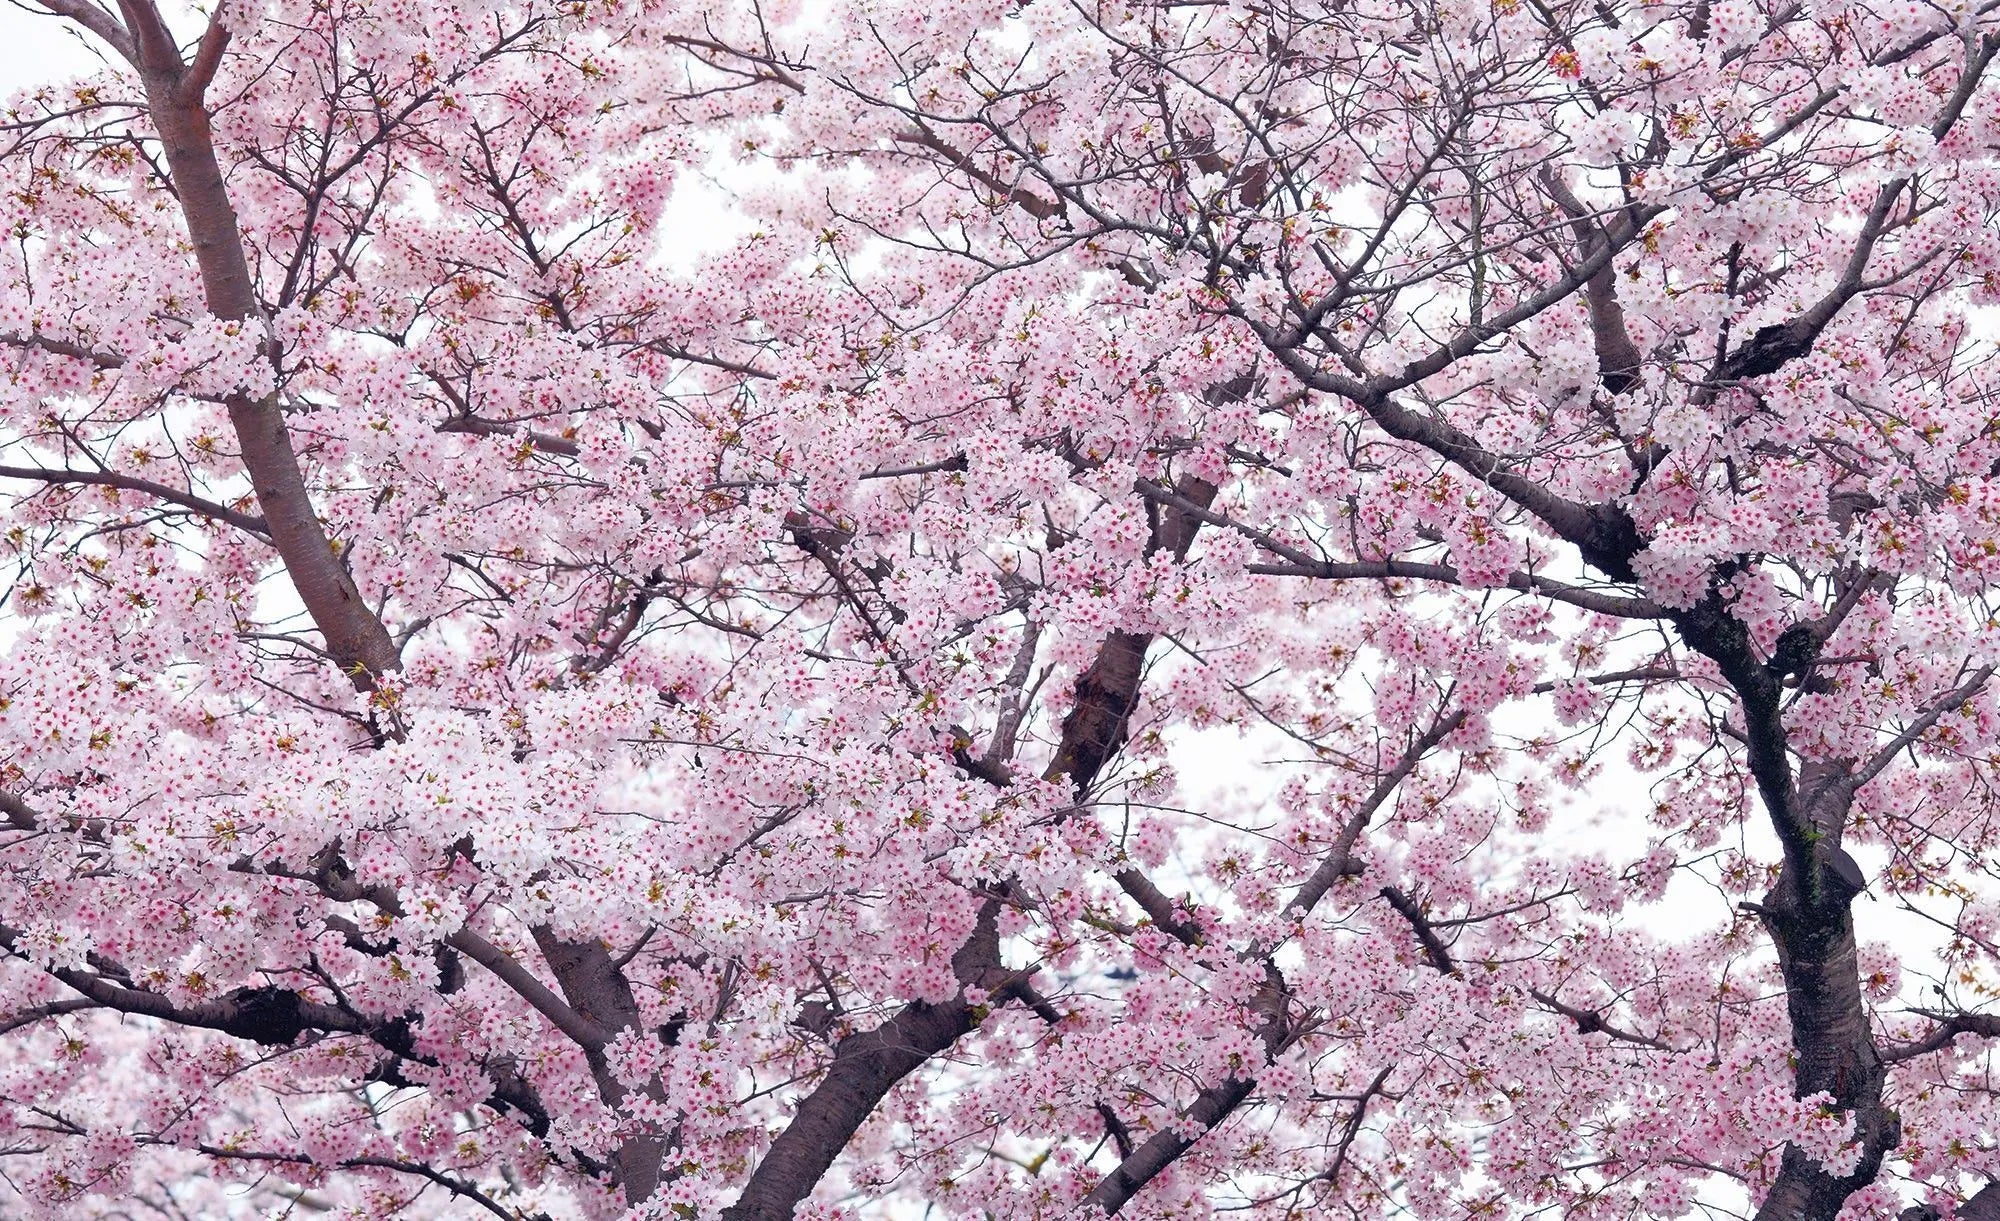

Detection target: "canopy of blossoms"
[4, 0, 2000, 1218]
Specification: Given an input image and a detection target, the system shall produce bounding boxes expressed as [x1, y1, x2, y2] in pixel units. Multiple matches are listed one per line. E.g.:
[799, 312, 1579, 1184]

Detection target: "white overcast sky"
[3, 3, 129, 80]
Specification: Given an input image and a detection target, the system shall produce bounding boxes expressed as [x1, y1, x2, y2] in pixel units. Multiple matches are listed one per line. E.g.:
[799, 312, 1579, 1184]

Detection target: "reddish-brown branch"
[1880, 1009, 2000, 1063]
[718, 902, 1008, 1221]
[894, 125, 1066, 221]
[1283, 708, 1468, 924]
[1529, 988, 1675, 1051]
[1378, 886, 1456, 975]
[190, 1144, 535, 1221]
[180, 4, 231, 100]
[0, 463, 269, 535]
[94, 0, 402, 687]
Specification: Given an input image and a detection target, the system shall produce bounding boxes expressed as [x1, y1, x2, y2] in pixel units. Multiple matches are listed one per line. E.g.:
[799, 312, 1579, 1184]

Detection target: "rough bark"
[1046, 475, 1216, 791]
[1539, 167, 1645, 394]
[1670, 596, 1898, 1221]
[719, 469, 1221, 1219]
[717, 903, 1005, 1221]
[1079, 962, 1288, 1214]
[531, 930, 676, 1204]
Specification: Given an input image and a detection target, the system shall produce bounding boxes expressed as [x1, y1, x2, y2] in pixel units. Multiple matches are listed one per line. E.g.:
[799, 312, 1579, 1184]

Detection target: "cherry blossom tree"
[5, 0, 2000, 1216]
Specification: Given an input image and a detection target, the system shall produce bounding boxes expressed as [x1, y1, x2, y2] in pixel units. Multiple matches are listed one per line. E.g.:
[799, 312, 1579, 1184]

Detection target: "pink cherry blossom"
[4, 0, 2000, 1218]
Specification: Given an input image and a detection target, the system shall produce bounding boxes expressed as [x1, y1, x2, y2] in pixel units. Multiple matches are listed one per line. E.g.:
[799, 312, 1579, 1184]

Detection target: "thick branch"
[1083, 1077, 1258, 1213]
[1045, 477, 1218, 792]
[110, 0, 401, 685]
[1720, 181, 1905, 381]
[1539, 167, 1645, 394]
[2, 922, 372, 1045]
[1112, 865, 1205, 947]
[1879, 1009, 2000, 1063]
[1138, 478, 1661, 616]
[1675, 593, 1799, 845]
[181, 5, 231, 100]
[719, 902, 1006, 1220]
[525, 928, 671, 1202]
[436, 414, 583, 458]
[729, 458, 1225, 1216]
[1079, 959, 1288, 1213]
[448, 930, 608, 1052]
[1378, 886, 1455, 974]
[1047, 629, 1152, 795]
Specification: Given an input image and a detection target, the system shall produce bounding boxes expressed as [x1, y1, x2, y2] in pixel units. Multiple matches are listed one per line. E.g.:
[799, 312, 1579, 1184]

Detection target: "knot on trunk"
[220, 986, 306, 1046]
